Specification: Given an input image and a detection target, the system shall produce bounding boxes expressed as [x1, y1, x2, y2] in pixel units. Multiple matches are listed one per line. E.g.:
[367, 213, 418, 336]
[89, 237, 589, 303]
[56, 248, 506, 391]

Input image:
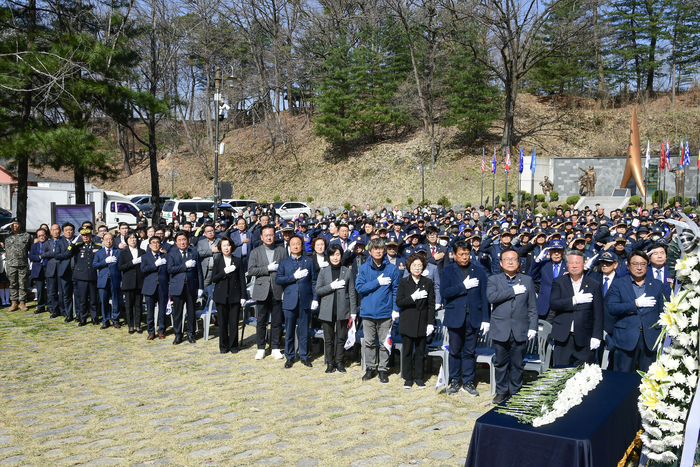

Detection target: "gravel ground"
[0, 303, 496, 466]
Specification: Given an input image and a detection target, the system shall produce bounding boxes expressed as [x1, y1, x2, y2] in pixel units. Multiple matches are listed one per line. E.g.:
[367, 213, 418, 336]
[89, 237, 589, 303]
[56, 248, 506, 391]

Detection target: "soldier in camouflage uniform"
[4, 218, 33, 311]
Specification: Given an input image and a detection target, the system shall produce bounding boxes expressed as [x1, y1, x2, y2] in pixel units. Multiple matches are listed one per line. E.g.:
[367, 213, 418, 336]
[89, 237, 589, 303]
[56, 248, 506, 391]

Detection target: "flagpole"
[530, 145, 536, 213]
[505, 149, 509, 212]
[492, 147, 496, 209]
[518, 148, 522, 215]
[697, 134, 699, 207]
[681, 137, 685, 210]
[644, 138, 648, 210]
[481, 147, 484, 207]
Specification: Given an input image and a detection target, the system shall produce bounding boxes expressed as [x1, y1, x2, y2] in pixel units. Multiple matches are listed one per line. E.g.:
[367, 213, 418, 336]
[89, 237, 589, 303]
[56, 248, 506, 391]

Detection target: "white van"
[161, 198, 217, 224]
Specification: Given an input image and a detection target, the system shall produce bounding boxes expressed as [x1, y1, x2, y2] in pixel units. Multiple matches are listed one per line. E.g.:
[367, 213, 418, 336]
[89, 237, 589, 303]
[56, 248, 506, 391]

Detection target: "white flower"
[691, 311, 699, 327]
[672, 372, 686, 385]
[689, 269, 700, 284]
[664, 434, 684, 448]
[687, 374, 698, 389]
[677, 333, 692, 349]
[668, 347, 686, 357]
[669, 387, 686, 400]
[675, 312, 690, 330]
[657, 419, 675, 431]
[665, 404, 681, 420]
[645, 426, 663, 438]
[682, 355, 699, 372]
[665, 356, 681, 371]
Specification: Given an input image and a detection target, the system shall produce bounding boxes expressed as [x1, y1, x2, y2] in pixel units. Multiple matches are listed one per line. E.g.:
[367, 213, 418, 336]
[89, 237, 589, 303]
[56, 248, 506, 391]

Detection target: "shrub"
[307, 197, 314, 203]
[521, 190, 531, 201]
[344, 202, 351, 210]
[407, 197, 414, 205]
[290, 196, 298, 202]
[535, 194, 545, 203]
[550, 191, 559, 201]
[386, 198, 392, 204]
[260, 199, 267, 204]
[507, 192, 515, 202]
[541, 202, 548, 208]
[486, 205, 493, 210]
[465, 202, 472, 208]
[239, 194, 245, 199]
[685, 207, 693, 214]
[418, 199, 432, 206]
[497, 203, 504, 209]
[652, 190, 668, 204]
[181, 191, 191, 199]
[437, 195, 450, 206]
[273, 195, 281, 202]
[566, 195, 580, 206]
[547, 209, 556, 217]
[628, 195, 642, 206]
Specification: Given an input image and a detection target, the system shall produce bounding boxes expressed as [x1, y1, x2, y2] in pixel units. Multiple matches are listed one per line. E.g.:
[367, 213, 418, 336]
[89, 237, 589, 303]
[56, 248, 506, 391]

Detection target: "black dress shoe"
[136, 328, 143, 334]
[230, 348, 239, 354]
[492, 393, 509, 405]
[34, 309, 45, 314]
[50, 313, 59, 319]
[65, 316, 74, 323]
[362, 369, 376, 381]
[336, 363, 346, 373]
[378, 371, 389, 384]
[173, 336, 183, 345]
[220, 350, 229, 354]
[284, 359, 294, 369]
[187, 336, 196, 344]
[91, 320, 99, 326]
[128, 328, 135, 334]
[78, 320, 87, 327]
[301, 360, 312, 368]
[325, 364, 335, 373]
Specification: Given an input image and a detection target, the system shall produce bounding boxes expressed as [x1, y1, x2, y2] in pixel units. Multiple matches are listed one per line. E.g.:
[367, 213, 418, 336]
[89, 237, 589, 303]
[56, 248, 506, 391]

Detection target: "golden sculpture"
[578, 166, 597, 196]
[670, 165, 685, 199]
[540, 176, 554, 197]
[620, 107, 646, 197]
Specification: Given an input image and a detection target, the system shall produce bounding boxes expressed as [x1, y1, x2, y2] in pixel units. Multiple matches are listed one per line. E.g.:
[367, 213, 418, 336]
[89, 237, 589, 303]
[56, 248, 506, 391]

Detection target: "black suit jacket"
[395, 275, 435, 338]
[118, 247, 145, 291]
[211, 255, 247, 304]
[549, 275, 603, 346]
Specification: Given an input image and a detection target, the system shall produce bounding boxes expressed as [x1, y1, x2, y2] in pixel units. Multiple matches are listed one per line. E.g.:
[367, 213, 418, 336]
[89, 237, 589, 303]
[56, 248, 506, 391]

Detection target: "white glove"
[584, 254, 598, 270]
[318, 260, 329, 268]
[155, 258, 167, 267]
[426, 324, 434, 336]
[293, 268, 308, 280]
[311, 300, 319, 310]
[392, 310, 400, 320]
[636, 293, 656, 308]
[573, 292, 593, 305]
[435, 303, 441, 310]
[421, 269, 429, 276]
[267, 261, 278, 272]
[351, 314, 357, 322]
[480, 322, 490, 333]
[105, 256, 117, 264]
[330, 279, 345, 290]
[536, 247, 550, 262]
[348, 241, 356, 251]
[185, 259, 197, 268]
[197, 289, 203, 298]
[411, 289, 428, 301]
[224, 264, 237, 274]
[590, 338, 601, 350]
[463, 276, 479, 290]
[513, 284, 526, 295]
[377, 274, 391, 286]
[72, 237, 80, 244]
[528, 329, 537, 340]
[240, 299, 247, 307]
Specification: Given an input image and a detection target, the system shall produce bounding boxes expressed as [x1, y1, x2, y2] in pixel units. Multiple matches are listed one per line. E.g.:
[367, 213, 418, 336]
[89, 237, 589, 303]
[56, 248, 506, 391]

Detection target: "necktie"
[182, 250, 187, 262]
[342, 240, 346, 250]
[431, 246, 436, 256]
[553, 263, 559, 278]
[654, 269, 661, 280]
[107, 248, 111, 257]
[603, 277, 609, 296]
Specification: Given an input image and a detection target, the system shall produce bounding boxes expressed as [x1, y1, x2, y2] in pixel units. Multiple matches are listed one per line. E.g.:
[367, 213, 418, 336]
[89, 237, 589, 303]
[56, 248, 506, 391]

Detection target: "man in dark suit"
[645, 241, 672, 300]
[40, 224, 63, 318]
[54, 222, 76, 321]
[247, 224, 288, 360]
[425, 226, 449, 276]
[587, 251, 625, 365]
[114, 222, 130, 250]
[275, 235, 318, 368]
[440, 240, 489, 397]
[93, 233, 122, 329]
[28, 228, 49, 314]
[197, 223, 220, 288]
[230, 218, 252, 272]
[141, 236, 170, 339]
[606, 250, 665, 372]
[549, 250, 604, 366]
[528, 239, 568, 319]
[168, 231, 204, 344]
[487, 248, 539, 404]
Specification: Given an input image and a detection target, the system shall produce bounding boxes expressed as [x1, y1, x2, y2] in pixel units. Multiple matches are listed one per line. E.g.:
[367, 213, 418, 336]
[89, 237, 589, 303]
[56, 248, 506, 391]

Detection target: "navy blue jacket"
[140, 249, 169, 296]
[40, 237, 62, 278]
[528, 258, 568, 317]
[167, 246, 204, 296]
[28, 241, 46, 279]
[646, 265, 672, 301]
[93, 247, 122, 289]
[275, 254, 318, 310]
[440, 261, 489, 329]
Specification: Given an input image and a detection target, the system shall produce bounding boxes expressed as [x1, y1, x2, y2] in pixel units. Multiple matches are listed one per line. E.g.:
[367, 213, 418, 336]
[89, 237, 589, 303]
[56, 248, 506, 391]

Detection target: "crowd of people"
[0, 198, 686, 403]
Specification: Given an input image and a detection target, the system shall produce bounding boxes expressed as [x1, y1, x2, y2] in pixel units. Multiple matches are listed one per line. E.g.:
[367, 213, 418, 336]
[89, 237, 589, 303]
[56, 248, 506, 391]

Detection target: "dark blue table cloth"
[465, 370, 641, 467]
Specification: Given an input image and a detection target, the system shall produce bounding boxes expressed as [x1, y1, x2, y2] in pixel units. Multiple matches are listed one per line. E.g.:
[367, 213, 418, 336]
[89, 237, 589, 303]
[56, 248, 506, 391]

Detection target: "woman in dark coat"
[310, 237, 329, 273]
[211, 237, 247, 354]
[395, 253, 435, 389]
[117, 231, 145, 334]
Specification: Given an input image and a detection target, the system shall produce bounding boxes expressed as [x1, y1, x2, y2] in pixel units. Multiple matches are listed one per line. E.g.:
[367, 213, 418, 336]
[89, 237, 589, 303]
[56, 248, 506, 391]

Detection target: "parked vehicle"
[161, 198, 217, 224]
[130, 195, 171, 217]
[272, 201, 313, 220]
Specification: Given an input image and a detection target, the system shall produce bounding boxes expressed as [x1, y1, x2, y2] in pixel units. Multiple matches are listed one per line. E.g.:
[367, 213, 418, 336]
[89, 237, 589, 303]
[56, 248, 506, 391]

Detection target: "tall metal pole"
[214, 66, 221, 224]
[681, 138, 685, 210]
[421, 161, 425, 204]
[505, 149, 509, 212]
[518, 158, 522, 215]
[491, 148, 495, 209]
[697, 135, 699, 207]
[480, 147, 484, 206]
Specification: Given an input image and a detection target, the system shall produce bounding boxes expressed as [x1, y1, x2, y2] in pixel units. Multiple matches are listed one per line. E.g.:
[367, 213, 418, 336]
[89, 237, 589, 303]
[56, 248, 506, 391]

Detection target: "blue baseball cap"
[548, 239, 566, 250]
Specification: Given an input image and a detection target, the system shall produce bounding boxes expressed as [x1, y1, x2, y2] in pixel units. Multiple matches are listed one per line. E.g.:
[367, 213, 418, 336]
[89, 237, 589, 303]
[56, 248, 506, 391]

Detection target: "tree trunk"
[594, 0, 604, 106]
[502, 68, 517, 157]
[149, 0, 161, 224]
[117, 125, 132, 176]
[74, 166, 86, 205]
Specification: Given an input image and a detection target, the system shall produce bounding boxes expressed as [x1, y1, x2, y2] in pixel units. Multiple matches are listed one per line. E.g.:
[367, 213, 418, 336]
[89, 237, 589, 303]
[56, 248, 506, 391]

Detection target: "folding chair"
[475, 330, 496, 396]
[524, 320, 553, 374]
[426, 309, 449, 384]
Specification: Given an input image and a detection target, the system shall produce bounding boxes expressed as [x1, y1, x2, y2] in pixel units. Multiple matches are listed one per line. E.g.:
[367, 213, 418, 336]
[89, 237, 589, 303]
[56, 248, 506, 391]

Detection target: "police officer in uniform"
[69, 226, 102, 326]
[3, 218, 33, 311]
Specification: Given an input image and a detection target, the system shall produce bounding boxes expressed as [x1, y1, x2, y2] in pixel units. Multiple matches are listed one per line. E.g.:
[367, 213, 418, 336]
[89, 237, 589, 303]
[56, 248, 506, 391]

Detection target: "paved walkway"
[0, 305, 493, 466]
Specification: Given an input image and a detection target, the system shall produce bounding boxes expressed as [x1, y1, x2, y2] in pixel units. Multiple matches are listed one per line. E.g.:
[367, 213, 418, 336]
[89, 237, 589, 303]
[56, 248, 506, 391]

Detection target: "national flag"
[382, 329, 393, 354]
[491, 147, 497, 174]
[660, 141, 666, 170]
[505, 148, 510, 174]
[683, 137, 691, 167]
[481, 149, 485, 173]
[530, 145, 537, 173]
[644, 139, 650, 169]
[519, 147, 524, 174]
[435, 364, 447, 391]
